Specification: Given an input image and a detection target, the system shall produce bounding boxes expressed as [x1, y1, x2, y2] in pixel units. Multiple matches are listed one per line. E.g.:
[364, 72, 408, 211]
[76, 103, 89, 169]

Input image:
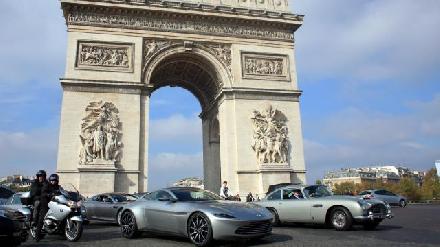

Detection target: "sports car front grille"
[371, 204, 387, 215]
[235, 220, 272, 235]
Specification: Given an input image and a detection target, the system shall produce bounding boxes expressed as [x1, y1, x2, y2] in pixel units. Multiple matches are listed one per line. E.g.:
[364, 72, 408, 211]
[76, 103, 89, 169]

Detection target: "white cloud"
[304, 95, 440, 182]
[294, 0, 440, 83]
[148, 152, 203, 190]
[0, 128, 58, 177]
[0, 0, 66, 85]
[149, 114, 202, 144]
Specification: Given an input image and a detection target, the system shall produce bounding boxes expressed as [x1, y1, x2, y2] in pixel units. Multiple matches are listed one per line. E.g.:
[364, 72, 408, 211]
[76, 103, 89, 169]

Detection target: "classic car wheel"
[267, 208, 281, 226]
[120, 211, 139, 239]
[330, 207, 353, 231]
[363, 219, 381, 230]
[188, 212, 213, 247]
[399, 199, 407, 208]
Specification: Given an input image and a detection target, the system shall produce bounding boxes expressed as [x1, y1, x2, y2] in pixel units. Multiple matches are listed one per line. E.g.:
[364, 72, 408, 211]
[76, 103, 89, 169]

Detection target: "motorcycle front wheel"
[65, 218, 83, 242]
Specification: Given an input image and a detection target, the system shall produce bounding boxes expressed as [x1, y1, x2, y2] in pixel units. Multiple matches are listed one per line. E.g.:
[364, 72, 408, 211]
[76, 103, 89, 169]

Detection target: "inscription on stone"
[76, 42, 134, 72]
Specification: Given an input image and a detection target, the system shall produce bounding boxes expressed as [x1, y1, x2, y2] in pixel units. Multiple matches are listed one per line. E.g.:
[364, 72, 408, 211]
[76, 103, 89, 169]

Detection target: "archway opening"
[147, 51, 223, 191]
[148, 87, 203, 190]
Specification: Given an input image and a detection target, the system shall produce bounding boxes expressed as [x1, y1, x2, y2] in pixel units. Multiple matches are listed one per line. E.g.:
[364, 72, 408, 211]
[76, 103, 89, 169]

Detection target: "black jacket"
[29, 180, 47, 202]
[41, 183, 60, 203]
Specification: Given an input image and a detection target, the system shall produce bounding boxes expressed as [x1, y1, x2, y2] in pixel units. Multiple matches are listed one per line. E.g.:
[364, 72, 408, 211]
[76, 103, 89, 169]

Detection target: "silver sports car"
[83, 193, 138, 225]
[255, 185, 393, 231]
[120, 187, 272, 246]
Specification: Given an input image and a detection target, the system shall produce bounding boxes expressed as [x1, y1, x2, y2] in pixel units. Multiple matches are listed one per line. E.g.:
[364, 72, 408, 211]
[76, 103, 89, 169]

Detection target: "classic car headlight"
[214, 213, 236, 219]
[358, 200, 372, 210]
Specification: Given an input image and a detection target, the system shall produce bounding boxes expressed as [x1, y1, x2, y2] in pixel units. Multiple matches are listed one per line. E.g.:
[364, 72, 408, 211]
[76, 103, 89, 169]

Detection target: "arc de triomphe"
[56, 0, 306, 196]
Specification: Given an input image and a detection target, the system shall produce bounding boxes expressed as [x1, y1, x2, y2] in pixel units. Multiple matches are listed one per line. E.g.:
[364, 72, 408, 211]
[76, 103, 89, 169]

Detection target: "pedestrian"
[219, 181, 229, 199]
[246, 192, 255, 202]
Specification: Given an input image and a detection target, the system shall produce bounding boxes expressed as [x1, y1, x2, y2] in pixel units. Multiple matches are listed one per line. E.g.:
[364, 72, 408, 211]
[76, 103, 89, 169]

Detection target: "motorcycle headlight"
[214, 213, 235, 219]
[67, 201, 80, 209]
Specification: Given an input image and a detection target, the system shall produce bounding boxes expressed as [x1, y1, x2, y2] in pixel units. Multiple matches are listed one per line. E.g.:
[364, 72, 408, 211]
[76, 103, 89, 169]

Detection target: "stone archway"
[145, 45, 229, 192]
[56, 0, 307, 196]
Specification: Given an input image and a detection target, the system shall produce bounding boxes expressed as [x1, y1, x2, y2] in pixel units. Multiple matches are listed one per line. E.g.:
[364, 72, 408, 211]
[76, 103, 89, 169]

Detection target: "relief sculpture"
[251, 104, 289, 164]
[79, 101, 122, 165]
[76, 42, 133, 72]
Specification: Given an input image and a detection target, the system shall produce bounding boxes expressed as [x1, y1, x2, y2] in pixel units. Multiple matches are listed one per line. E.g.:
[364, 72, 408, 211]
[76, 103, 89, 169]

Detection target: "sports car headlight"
[214, 213, 236, 219]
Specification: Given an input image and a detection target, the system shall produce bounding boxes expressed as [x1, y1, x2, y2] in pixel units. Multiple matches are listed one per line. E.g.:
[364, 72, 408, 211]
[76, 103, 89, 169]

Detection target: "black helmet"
[49, 174, 59, 182]
[36, 170, 46, 177]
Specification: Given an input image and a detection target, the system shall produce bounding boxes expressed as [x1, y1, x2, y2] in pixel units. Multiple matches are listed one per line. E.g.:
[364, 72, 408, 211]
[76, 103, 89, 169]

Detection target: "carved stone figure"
[251, 104, 289, 164]
[79, 101, 122, 165]
[78, 44, 130, 68]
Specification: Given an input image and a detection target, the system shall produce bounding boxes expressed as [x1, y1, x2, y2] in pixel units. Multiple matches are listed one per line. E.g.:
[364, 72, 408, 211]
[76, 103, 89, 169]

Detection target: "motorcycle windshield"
[61, 184, 82, 202]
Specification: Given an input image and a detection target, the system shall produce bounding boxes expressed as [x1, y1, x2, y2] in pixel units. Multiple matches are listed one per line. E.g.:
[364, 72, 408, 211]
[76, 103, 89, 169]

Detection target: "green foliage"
[315, 180, 322, 185]
[421, 168, 440, 200]
[333, 182, 356, 195]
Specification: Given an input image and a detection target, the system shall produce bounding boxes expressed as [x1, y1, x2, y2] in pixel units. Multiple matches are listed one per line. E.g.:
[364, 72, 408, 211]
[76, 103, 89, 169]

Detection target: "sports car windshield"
[171, 189, 222, 201]
[303, 185, 333, 198]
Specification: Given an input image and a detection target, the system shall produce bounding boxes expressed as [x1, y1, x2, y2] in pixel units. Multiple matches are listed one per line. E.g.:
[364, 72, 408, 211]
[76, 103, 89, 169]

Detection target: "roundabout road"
[22, 204, 440, 247]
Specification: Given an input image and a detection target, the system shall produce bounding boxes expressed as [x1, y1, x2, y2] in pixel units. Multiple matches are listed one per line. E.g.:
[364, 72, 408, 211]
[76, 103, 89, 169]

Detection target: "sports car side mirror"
[158, 197, 177, 203]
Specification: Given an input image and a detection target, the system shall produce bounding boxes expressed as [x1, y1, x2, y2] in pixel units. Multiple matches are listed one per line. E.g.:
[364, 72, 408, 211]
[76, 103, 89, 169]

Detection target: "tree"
[315, 180, 322, 185]
[397, 177, 421, 201]
[421, 168, 440, 200]
[333, 182, 356, 195]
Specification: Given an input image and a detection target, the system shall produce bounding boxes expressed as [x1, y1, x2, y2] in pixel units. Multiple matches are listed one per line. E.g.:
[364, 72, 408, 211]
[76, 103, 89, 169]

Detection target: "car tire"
[120, 211, 139, 239]
[363, 219, 381, 230]
[187, 212, 213, 247]
[267, 208, 281, 226]
[330, 207, 353, 231]
[399, 199, 407, 208]
[117, 209, 123, 225]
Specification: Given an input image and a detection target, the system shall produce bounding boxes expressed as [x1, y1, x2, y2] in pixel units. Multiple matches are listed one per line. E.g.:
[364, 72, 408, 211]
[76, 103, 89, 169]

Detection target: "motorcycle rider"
[43, 174, 61, 199]
[29, 170, 49, 241]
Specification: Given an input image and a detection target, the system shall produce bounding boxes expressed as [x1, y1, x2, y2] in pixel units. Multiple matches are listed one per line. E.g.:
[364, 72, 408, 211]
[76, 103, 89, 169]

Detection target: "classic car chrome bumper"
[354, 211, 394, 221]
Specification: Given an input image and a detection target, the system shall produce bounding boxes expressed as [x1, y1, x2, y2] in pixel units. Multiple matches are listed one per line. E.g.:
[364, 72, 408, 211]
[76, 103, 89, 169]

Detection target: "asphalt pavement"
[21, 204, 440, 247]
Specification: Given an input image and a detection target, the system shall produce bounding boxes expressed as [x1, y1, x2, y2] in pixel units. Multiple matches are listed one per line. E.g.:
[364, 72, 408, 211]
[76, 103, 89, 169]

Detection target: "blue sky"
[0, 0, 439, 190]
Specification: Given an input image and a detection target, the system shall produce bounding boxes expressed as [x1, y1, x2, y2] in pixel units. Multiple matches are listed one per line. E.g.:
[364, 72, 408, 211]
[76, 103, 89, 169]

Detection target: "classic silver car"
[359, 189, 407, 207]
[83, 193, 137, 225]
[255, 185, 393, 231]
[120, 187, 272, 246]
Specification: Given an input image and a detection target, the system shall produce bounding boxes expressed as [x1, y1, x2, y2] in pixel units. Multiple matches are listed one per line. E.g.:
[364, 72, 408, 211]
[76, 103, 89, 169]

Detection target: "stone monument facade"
[56, 0, 306, 196]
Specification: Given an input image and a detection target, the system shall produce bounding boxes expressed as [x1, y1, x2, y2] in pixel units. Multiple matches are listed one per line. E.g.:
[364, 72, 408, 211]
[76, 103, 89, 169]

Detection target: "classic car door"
[94, 195, 114, 220]
[85, 195, 100, 219]
[145, 190, 179, 233]
[277, 188, 312, 222]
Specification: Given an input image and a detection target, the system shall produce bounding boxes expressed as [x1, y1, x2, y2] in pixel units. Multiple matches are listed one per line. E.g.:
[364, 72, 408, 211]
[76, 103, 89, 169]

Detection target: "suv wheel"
[399, 199, 407, 208]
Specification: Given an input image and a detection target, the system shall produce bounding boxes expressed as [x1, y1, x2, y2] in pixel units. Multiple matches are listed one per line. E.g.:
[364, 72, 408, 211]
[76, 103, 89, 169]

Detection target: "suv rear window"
[359, 191, 371, 195]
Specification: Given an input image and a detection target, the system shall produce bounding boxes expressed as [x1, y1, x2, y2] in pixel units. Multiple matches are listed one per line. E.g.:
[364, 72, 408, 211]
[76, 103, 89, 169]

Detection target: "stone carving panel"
[76, 41, 134, 72]
[79, 101, 122, 165]
[242, 52, 289, 81]
[251, 104, 289, 165]
[67, 9, 295, 41]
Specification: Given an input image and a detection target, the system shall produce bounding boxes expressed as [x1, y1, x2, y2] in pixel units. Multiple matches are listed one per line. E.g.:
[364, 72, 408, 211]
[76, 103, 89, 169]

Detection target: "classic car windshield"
[171, 188, 222, 201]
[303, 185, 333, 198]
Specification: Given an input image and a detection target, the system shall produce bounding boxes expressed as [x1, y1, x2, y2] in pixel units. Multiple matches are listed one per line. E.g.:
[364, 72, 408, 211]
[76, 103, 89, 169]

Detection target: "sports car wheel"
[188, 212, 213, 247]
[399, 199, 407, 208]
[117, 210, 123, 225]
[120, 211, 139, 239]
[330, 207, 353, 231]
[267, 208, 281, 226]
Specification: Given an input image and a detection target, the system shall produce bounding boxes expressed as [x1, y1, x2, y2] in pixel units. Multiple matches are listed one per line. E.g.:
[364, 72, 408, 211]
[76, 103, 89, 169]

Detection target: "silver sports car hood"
[194, 201, 272, 220]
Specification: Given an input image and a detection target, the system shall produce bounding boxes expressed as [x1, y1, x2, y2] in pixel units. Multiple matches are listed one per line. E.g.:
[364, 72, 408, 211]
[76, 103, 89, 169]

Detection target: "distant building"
[173, 177, 204, 189]
[436, 160, 440, 177]
[323, 165, 423, 189]
[0, 175, 32, 188]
